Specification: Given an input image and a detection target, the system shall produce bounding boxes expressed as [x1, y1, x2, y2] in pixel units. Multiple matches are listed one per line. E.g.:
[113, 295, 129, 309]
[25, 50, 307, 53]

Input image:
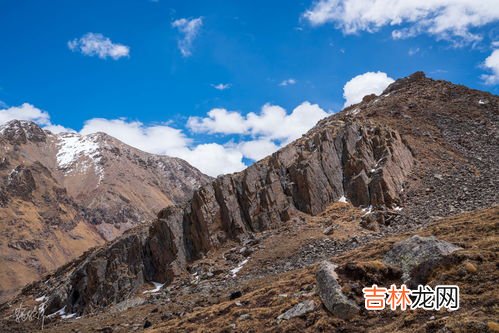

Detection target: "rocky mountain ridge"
[0, 121, 210, 301]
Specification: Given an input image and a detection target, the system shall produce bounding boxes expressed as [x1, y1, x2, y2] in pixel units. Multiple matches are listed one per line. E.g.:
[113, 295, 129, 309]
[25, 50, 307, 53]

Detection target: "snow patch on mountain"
[56, 133, 104, 182]
[337, 195, 348, 203]
[230, 258, 249, 277]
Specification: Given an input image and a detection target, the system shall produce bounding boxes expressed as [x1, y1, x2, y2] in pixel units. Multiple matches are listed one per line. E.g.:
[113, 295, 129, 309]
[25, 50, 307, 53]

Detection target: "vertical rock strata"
[183, 121, 413, 260]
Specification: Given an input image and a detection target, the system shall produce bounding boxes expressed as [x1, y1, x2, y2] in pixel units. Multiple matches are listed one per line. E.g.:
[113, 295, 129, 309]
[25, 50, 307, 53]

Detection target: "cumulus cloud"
[343, 71, 394, 107]
[0, 103, 51, 125]
[481, 49, 499, 85]
[188, 101, 330, 144]
[43, 124, 75, 134]
[68, 33, 130, 60]
[238, 139, 279, 161]
[303, 0, 499, 45]
[187, 108, 248, 135]
[80, 118, 244, 176]
[249, 102, 330, 142]
[80, 118, 191, 154]
[0, 103, 74, 133]
[172, 17, 203, 57]
[185, 102, 330, 168]
[178, 144, 245, 176]
[211, 83, 231, 90]
[279, 78, 297, 86]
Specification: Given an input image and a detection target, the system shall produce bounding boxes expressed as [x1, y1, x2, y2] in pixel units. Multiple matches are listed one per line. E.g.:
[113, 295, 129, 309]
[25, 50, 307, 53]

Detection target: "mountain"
[1, 72, 497, 332]
[0, 121, 210, 301]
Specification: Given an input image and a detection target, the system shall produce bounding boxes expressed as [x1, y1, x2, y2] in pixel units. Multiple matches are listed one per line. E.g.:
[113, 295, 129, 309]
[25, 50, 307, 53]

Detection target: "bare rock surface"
[383, 235, 462, 285]
[316, 261, 359, 319]
[277, 300, 316, 321]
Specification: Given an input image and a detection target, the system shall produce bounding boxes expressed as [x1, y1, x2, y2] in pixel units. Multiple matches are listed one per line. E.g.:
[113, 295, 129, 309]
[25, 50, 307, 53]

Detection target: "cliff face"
[182, 121, 414, 261]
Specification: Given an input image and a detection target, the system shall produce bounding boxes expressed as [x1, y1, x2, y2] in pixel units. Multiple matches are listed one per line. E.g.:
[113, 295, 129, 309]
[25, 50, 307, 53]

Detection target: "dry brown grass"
[17, 206, 496, 333]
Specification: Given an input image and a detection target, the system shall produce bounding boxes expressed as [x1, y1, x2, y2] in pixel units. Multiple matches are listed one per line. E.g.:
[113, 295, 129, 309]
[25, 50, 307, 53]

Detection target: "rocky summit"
[0, 72, 497, 332]
[0, 121, 210, 301]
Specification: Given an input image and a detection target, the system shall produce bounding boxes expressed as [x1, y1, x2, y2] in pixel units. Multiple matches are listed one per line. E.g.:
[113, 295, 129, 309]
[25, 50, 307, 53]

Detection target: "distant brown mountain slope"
[0, 120, 210, 300]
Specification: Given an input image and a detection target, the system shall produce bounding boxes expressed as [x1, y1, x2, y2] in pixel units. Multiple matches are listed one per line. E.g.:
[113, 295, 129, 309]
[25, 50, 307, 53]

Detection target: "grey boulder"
[316, 261, 359, 319]
[277, 300, 316, 321]
[383, 235, 462, 285]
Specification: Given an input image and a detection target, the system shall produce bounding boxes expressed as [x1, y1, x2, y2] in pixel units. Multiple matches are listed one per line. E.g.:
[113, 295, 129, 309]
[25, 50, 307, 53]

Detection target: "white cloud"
[178, 143, 245, 176]
[0, 103, 50, 125]
[481, 49, 499, 85]
[80, 118, 246, 176]
[279, 78, 297, 86]
[80, 118, 190, 154]
[68, 33, 130, 60]
[172, 17, 203, 57]
[238, 139, 279, 161]
[188, 108, 248, 135]
[303, 0, 499, 45]
[249, 102, 329, 142]
[186, 102, 330, 170]
[80, 118, 244, 176]
[211, 83, 231, 90]
[343, 71, 394, 107]
[43, 124, 75, 134]
[0, 103, 73, 133]
[188, 101, 330, 144]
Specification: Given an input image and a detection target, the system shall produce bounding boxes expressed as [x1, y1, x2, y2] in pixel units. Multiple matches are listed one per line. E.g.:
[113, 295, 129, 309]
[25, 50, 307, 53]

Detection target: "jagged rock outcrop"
[31, 213, 180, 314]
[182, 120, 413, 260]
[33, 119, 414, 314]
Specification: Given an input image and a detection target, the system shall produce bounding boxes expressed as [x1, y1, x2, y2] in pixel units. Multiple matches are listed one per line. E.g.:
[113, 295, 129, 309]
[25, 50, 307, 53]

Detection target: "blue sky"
[0, 0, 498, 175]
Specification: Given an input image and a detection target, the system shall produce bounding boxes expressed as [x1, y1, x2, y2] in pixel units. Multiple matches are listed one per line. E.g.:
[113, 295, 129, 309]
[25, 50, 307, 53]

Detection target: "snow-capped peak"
[0, 120, 47, 142]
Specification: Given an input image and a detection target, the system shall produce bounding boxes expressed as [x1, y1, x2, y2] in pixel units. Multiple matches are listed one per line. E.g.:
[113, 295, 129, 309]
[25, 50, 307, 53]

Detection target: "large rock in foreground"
[316, 261, 359, 319]
[383, 235, 462, 285]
